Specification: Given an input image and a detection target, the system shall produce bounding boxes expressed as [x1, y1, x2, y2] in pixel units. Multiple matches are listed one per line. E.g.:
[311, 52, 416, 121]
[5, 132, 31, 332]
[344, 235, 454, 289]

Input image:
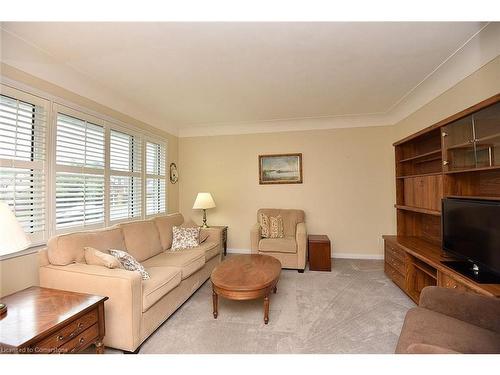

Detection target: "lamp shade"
[0, 202, 30, 256]
[192, 193, 216, 210]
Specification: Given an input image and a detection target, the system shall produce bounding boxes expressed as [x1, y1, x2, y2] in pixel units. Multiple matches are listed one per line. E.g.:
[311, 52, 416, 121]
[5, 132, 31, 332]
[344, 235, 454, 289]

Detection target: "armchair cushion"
[259, 237, 297, 254]
[396, 307, 500, 354]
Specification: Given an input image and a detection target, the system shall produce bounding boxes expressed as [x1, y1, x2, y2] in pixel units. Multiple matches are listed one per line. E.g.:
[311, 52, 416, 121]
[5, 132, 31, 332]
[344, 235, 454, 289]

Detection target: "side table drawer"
[58, 324, 99, 354]
[36, 308, 98, 353]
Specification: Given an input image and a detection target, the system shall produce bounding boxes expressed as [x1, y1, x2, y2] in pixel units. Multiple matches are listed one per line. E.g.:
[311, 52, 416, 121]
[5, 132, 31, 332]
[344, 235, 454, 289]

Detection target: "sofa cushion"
[142, 249, 205, 279]
[119, 220, 163, 262]
[257, 209, 304, 237]
[171, 226, 200, 251]
[142, 266, 181, 312]
[259, 237, 297, 254]
[154, 213, 185, 250]
[84, 247, 121, 269]
[47, 227, 125, 266]
[396, 307, 500, 354]
[194, 241, 220, 261]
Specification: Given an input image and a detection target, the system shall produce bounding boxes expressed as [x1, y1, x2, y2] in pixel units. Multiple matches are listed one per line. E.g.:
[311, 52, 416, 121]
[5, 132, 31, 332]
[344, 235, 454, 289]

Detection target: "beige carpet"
[133, 258, 415, 354]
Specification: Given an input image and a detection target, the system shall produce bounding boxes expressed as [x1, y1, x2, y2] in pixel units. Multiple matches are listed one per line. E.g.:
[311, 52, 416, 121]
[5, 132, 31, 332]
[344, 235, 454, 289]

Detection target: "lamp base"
[0, 303, 7, 316]
[202, 209, 210, 228]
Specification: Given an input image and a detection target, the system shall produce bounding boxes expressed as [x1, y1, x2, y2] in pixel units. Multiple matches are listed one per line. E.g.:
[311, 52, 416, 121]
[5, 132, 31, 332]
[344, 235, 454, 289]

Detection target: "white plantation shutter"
[109, 130, 142, 221]
[55, 110, 105, 231]
[0, 91, 47, 245]
[145, 141, 166, 215]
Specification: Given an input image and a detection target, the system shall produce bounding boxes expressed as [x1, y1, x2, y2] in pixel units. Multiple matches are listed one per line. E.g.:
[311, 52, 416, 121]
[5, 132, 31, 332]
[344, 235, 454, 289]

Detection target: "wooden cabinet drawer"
[385, 249, 405, 274]
[438, 272, 489, 296]
[36, 309, 98, 352]
[57, 324, 99, 354]
[384, 242, 405, 262]
[385, 263, 405, 290]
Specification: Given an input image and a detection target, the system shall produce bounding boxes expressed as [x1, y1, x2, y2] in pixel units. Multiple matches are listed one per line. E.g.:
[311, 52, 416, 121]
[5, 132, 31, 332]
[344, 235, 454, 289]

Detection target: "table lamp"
[192, 193, 216, 228]
[0, 202, 30, 316]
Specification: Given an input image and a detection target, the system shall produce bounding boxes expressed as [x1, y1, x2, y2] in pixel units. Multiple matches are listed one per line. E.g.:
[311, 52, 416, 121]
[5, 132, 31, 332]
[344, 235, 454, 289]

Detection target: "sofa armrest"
[39, 263, 142, 351]
[200, 227, 222, 245]
[296, 222, 307, 270]
[406, 343, 460, 354]
[419, 286, 500, 333]
[250, 223, 261, 254]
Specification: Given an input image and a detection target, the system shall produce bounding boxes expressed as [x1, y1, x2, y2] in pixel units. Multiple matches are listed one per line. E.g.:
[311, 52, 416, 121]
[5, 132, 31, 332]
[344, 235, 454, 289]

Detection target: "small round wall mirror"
[169, 162, 179, 184]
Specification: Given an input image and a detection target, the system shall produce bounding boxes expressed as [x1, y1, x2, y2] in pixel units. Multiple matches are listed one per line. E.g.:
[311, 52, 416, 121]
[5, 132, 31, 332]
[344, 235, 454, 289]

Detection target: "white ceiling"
[1, 22, 498, 136]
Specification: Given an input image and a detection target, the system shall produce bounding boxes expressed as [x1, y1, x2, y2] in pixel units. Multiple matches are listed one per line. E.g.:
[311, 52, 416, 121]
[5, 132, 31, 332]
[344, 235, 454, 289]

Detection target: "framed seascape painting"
[259, 153, 303, 184]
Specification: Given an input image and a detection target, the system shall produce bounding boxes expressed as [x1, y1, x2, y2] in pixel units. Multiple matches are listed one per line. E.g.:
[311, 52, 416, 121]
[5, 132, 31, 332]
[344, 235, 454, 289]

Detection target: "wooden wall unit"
[385, 93, 500, 303]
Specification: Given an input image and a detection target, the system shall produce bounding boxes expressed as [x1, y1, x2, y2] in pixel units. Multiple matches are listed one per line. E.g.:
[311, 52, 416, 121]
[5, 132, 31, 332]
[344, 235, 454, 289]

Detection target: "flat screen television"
[442, 197, 500, 283]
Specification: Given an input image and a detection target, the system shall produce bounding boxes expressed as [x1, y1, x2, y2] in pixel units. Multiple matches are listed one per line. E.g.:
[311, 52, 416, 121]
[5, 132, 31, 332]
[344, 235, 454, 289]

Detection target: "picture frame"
[259, 153, 303, 184]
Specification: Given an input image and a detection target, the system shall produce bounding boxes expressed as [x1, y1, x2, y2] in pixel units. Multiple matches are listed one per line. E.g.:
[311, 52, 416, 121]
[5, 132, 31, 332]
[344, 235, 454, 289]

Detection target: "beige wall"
[179, 126, 396, 258]
[394, 56, 500, 140]
[0, 64, 179, 297]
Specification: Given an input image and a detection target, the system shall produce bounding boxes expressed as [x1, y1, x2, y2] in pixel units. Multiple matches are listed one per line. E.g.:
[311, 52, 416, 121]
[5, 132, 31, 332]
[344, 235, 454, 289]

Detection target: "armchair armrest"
[419, 286, 500, 333]
[250, 223, 261, 253]
[296, 222, 307, 270]
[39, 263, 142, 351]
[406, 343, 460, 354]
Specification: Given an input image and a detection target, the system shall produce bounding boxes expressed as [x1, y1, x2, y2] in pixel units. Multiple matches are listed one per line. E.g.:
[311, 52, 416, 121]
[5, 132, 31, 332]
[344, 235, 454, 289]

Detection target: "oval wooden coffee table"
[210, 254, 281, 324]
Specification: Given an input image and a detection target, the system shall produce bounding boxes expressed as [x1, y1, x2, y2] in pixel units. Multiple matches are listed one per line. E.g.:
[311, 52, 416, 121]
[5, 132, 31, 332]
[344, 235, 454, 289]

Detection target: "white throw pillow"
[109, 249, 150, 280]
[171, 226, 200, 251]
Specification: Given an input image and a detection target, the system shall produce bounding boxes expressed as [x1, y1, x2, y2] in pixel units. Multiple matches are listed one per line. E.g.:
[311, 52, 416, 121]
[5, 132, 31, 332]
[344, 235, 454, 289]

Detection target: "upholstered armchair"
[250, 208, 307, 272]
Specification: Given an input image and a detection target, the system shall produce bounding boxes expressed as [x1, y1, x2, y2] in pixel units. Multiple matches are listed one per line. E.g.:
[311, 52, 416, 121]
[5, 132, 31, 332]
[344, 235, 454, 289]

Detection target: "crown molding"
[180, 22, 500, 137]
[1, 23, 498, 139]
[0, 26, 179, 137]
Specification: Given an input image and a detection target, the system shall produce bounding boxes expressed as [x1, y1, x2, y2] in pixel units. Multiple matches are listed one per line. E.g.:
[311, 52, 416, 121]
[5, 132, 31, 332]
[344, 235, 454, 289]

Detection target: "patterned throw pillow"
[259, 213, 270, 238]
[171, 226, 200, 251]
[109, 249, 150, 280]
[269, 215, 284, 238]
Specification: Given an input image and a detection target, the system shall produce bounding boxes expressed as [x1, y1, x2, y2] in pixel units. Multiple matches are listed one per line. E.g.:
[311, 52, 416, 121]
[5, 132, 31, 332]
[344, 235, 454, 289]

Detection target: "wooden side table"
[0, 287, 108, 354]
[308, 235, 332, 272]
[211, 225, 228, 256]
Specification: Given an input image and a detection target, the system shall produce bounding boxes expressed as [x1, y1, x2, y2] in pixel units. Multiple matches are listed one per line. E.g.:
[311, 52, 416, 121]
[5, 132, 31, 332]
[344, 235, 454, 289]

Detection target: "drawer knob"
[77, 322, 83, 329]
[79, 337, 85, 344]
[453, 285, 457, 289]
[57, 335, 64, 341]
[442, 131, 448, 137]
[443, 160, 449, 166]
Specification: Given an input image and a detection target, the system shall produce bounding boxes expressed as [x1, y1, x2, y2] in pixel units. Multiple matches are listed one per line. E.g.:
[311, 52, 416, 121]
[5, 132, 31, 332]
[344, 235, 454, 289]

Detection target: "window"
[145, 141, 166, 215]
[55, 111, 105, 230]
[0, 90, 47, 245]
[0, 83, 168, 251]
[109, 129, 142, 222]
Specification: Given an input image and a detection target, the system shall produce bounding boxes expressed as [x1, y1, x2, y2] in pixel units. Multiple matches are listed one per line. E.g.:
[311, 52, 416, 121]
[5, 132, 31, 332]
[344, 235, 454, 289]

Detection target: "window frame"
[1, 81, 169, 258]
[0, 85, 50, 246]
[145, 139, 167, 218]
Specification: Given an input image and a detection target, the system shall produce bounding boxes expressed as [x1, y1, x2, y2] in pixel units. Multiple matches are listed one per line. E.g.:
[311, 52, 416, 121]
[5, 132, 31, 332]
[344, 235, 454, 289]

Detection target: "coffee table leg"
[264, 295, 270, 324]
[212, 289, 218, 319]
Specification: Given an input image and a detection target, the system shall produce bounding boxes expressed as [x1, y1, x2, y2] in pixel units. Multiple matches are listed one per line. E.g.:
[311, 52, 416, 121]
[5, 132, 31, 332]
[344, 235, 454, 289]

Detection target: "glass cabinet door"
[472, 102, 500, 168]
[442, 116, 475, 172]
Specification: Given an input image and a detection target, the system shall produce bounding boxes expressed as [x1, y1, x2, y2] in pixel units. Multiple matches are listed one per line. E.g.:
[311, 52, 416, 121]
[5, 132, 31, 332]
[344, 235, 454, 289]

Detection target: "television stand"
[441, 261, 500, 284]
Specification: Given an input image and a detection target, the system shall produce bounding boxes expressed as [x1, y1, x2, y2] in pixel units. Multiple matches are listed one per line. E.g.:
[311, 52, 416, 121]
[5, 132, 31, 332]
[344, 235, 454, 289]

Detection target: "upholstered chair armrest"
[39, 263, 142, 351]
[200, 227, 223, 245]
[406, 343, 460, 354]
[295, 222, 307, 270]
[250, 223, 261, 254]
[419, 286, 500, 333]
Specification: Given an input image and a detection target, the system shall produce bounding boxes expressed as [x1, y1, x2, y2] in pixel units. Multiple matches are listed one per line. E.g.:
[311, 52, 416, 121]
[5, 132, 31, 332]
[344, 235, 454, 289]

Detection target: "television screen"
[442, 198, 500, 276]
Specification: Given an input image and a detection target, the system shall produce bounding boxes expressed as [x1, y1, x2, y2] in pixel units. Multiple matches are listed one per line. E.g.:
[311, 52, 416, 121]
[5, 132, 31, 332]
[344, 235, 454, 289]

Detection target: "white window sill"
[0, 244, 45, 261]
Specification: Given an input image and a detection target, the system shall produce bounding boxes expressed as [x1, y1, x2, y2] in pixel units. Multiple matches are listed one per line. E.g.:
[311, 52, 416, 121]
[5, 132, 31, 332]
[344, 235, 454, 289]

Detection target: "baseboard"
[332, 253, 384, 260]
[227, 248, 383, 260]
[227, 248, 252, 254]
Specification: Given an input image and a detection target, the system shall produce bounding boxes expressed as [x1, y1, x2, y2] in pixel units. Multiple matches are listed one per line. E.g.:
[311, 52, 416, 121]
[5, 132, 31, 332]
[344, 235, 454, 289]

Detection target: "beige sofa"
[38, 212, 222, 352]
[250, 208, 307, 272]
